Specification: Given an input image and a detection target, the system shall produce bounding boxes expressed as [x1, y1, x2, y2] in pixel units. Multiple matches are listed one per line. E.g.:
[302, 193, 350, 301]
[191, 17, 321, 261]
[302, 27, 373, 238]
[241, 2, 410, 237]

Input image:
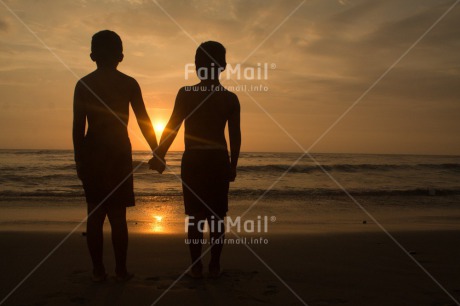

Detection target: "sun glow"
[153, 120, 166, 138]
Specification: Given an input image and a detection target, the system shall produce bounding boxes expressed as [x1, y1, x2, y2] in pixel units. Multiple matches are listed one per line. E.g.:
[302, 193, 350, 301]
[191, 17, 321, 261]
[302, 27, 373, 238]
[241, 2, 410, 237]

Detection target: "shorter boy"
[151, 41, 241, 278]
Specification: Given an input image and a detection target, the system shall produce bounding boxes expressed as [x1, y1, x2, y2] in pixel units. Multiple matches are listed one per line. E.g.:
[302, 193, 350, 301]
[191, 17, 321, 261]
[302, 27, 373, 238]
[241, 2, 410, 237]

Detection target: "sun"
[153, 120, 166, 138]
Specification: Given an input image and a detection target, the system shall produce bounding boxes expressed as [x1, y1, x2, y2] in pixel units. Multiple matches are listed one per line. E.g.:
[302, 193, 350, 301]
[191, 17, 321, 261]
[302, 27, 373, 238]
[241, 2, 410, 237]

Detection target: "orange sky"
[1, 0, 459, 154]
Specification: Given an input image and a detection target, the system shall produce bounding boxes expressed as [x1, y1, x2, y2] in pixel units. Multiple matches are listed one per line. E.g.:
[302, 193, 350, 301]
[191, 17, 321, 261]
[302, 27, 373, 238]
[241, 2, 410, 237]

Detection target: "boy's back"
[76, 70, 138, 146]
[175, 85, 240, 150]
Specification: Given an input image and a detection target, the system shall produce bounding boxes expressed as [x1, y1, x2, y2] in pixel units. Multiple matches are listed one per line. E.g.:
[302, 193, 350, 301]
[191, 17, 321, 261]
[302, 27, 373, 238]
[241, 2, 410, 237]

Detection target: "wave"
[2, 159, 459, 175]
[228, 188, 460, 197]
[238, 163, 460, 174]
[0, 161, 169, 172]
[0, 190, 86, 197]
[0, 150, 73, 155]
[0, 173, 77, 183]
[1, 163, 458, 187]
[1, 188, 459, 199]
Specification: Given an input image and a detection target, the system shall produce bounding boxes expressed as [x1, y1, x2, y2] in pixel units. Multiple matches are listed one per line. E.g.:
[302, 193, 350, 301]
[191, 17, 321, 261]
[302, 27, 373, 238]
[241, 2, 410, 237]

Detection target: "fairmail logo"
[184, 63, 276, 80]
[186, 215, 276, 233]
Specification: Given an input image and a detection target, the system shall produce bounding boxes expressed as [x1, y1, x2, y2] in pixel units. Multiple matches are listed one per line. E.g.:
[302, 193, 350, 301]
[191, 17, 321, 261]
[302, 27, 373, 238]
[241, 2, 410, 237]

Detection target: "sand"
[1, 227, 460, 306]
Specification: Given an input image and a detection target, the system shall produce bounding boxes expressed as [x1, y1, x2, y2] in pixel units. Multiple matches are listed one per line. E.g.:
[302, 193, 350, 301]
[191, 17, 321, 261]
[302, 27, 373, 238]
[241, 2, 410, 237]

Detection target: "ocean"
[1, 150, 459, 233]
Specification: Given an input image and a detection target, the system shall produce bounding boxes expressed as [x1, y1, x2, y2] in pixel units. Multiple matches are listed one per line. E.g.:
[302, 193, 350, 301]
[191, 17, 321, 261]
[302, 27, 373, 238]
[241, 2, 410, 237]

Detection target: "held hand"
[229, 167, 237, 182]
[148, 156, 166, 174]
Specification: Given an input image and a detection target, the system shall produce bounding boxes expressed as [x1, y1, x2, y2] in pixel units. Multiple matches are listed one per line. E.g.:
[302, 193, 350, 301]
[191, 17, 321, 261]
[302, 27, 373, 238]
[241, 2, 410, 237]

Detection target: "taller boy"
[73, 30, 158, 281]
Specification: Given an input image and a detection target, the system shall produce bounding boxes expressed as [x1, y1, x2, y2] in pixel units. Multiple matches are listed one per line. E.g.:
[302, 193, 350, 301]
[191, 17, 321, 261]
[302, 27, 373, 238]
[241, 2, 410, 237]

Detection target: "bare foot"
[208, 262, 221, 279]
[187, 266, 203, 279]
[91, 273, 108, 283]
[208, 268, 221, 279]
[115, 273, 134, 282]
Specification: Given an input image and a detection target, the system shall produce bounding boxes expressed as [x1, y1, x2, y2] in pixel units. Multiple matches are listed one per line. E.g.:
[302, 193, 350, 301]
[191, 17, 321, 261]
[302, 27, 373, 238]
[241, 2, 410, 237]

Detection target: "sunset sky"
[0, 0, 459, 154]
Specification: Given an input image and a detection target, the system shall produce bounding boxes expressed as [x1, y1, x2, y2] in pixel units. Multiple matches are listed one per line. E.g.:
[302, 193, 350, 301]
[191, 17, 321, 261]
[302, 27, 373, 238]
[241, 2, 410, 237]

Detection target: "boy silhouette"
[73, 30, 158, 282]
[150, 41, 241, 278]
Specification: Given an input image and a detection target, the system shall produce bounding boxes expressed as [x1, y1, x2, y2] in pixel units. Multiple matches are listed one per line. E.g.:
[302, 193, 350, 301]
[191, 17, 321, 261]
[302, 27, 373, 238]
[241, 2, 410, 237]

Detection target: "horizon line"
[0, 148, 459, 157]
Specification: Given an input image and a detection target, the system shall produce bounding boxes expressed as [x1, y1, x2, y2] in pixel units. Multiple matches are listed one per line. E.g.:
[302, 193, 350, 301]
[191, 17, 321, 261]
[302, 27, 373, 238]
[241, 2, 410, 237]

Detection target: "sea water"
[0, 150, 459, 233]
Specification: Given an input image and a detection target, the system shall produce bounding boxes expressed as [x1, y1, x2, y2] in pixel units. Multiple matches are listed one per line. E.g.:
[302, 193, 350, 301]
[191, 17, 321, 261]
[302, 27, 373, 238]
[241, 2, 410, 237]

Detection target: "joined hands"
[149, 156, 166, 174]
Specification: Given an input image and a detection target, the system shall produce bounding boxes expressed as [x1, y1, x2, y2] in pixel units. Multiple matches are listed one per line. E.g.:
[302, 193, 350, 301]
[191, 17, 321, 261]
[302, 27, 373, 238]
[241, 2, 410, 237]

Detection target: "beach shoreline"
[2, 194, 460, 235]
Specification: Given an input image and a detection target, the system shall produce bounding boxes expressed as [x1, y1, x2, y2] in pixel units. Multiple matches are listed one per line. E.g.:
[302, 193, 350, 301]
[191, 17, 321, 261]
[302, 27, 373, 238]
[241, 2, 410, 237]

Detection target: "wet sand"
[1, 228, 460, 305]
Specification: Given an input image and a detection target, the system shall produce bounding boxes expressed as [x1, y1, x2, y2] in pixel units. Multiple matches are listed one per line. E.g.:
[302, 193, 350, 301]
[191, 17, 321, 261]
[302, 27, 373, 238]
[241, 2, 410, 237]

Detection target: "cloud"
[0, 0, 459, 153]
[0, 19, 7, 32]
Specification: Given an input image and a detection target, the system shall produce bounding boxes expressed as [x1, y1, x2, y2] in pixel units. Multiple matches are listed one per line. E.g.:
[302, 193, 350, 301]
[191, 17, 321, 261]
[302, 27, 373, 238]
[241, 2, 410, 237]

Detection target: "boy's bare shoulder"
[114, 71, 140, 91]
[226, 89, 238, 99]
[75, 73, 93, 92]
[77, 72, 94, 85]
[78, 70, 138, 86]
[222, 88, 240, 106]
[178, 86, 188, 94]
[117, 70, 138, 83]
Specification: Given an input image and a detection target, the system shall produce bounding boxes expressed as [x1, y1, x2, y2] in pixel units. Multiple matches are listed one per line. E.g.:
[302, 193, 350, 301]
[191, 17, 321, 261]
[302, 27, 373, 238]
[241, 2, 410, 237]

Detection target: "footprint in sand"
[145, 274, 206, 291]
[223, 269, 259, 281]
[263, 284, 278, 296]
[69, 296, 88, 304]
[311, 298, 348, 305]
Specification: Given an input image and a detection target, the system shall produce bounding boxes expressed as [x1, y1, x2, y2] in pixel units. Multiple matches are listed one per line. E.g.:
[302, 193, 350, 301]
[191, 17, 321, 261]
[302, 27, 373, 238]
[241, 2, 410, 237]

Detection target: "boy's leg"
[107, 204, 129, 278]
[208, 215, 225, 275]
[187, 213, 206, 275]
[87, 203, 107, 278]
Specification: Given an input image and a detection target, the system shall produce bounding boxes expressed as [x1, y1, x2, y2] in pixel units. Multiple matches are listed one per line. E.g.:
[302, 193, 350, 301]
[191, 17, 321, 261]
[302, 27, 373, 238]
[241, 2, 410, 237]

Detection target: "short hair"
[91, 30, 123, 61]
[195, 41, 226, 68]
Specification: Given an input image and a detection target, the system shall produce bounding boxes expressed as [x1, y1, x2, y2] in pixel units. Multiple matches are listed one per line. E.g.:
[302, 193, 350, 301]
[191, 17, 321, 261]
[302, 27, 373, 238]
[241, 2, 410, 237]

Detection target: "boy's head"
[195, 41, 226, 80]
[90, 30, 123, 67]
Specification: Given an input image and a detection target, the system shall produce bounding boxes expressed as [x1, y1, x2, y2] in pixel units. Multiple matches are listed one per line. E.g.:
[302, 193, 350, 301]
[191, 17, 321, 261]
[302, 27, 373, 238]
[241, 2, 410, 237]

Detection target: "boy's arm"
[72, 81, 86, 179]
[228, 95, 241, 182]
[154, 88, 186, 159]
[130, 80, 158, 153]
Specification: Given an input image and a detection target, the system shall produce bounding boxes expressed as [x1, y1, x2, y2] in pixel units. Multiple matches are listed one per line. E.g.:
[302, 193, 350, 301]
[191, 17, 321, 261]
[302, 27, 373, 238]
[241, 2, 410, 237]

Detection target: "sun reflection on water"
[133, 199, 184, 234]
[150, 214, 165, 233]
